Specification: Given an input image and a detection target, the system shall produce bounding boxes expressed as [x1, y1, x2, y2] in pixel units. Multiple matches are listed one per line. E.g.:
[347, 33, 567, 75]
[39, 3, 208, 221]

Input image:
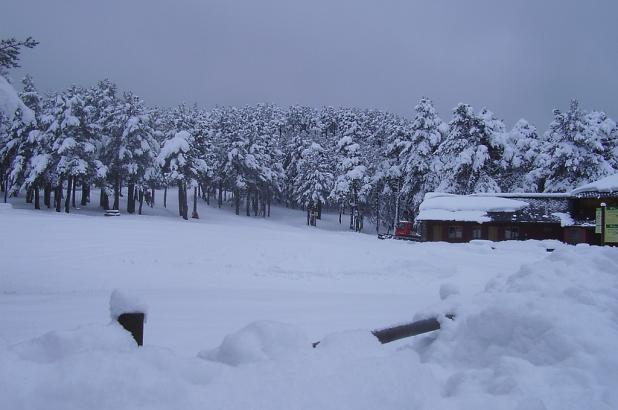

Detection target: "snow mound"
[571, 173, 618, 194]
[109, 289, 148, 321]
[439, 283, 460, 300]
[315, 329, 385, 360]
[412, 245, 618, 409]
[11, 323, 136, 363]
[198, 321, 310, 366]
[0, 202, 13, 211]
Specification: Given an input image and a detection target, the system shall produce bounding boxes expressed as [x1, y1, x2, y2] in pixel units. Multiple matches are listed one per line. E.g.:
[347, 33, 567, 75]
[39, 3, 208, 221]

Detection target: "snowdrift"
[1, 244, 617, 409]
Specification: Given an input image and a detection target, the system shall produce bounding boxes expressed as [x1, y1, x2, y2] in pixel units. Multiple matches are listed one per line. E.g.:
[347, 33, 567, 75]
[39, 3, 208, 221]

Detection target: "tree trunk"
[72, 180, 77, 208]
[267, 192, 271, 217]
[127, 182, 135, 214]
[177, 182, 183, 216]
[113, 176, 120, 210]
[3, 174, 8, 203]
[339, 204, 342, 224]
[317, 201, 322, 219]
[307, 208, 310, 225]
[182, 182, 188, 220]
[55, 184, 62, 212]
[34, 185, 40, 209]
[81, 184, 89, 206]
[44, 184, 51, 208]
[234, 189, 240, 215]
[151, 187, 155, 207]
[26, 188, 33, 204]
[164, 185, 167, 208]
[100, 187, 109, 210]
[218, 182, 223, 208]
[138, 189, 144, 215]
[192, 186, 199, 219]
[65, 176, 72, 213]
[253, 191, 258, 216]
[246, 190, 250, 216]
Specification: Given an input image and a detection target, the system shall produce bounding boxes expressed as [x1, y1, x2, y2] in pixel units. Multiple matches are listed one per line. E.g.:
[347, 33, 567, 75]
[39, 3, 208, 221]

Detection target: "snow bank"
[11, 323, 137, 363]
[198, 321, 310, 366]
[571, 173, 618, 195]
[0, 74, 34, 123]
[417, 193, 528, 222]
[412, 245, 618, 409]
[1, 245, 617, 409]
[109, 289, 148, 321]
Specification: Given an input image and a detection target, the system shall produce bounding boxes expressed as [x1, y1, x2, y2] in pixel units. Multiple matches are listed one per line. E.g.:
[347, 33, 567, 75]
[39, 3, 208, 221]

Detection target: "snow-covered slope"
[0, 194, 617, 409]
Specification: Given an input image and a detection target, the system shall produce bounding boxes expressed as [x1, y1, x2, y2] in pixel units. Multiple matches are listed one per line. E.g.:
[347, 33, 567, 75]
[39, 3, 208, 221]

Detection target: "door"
[432, 225, 442, 241]
[488, 226, 499, 241]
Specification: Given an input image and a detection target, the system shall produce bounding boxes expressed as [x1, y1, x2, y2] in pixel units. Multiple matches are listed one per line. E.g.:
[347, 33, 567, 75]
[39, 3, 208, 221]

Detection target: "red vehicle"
[379, 221, 422, 241]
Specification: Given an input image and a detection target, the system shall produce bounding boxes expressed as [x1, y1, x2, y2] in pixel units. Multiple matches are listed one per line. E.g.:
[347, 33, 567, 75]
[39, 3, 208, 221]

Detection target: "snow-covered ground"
[1, 190, 617, 409]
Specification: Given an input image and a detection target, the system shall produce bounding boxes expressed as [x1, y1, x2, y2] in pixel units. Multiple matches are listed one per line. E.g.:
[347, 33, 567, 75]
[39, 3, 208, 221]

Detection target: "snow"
[158, 131, 191, 163]
[571, 173, 618, 195]
[198, 321, 310, 366]
[417, 193, 529, 222]
[552, 212, 575, 227]
[1, 190, 617, 409]
[0, 74, 34, 123]
[109, 289, 148, 321]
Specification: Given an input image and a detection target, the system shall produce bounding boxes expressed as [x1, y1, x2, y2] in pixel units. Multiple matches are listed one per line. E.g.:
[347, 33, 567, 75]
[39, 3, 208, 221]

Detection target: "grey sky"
[2, 0, 617, 129]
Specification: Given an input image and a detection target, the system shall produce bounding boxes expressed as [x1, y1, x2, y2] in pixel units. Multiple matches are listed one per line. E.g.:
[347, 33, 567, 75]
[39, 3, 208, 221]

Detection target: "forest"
[1, 37, 617, 232]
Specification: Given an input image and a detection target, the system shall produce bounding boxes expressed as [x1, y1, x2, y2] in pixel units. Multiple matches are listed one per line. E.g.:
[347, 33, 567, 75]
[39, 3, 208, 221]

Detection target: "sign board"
[605, 207, 618, 244]
[595, 208, 603, 234]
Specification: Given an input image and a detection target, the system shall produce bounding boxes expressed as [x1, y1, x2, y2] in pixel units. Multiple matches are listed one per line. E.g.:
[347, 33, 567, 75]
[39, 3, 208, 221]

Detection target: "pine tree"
[537, 100, 615, 192]
[434, 103, 502, 194]
[293, 139, 333, 226]
[398, 98, 444, 212]
[503, 119, 541, 192]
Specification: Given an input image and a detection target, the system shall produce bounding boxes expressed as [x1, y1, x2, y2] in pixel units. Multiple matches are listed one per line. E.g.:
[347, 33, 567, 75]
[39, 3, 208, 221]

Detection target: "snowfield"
[1, 193, 617, 409]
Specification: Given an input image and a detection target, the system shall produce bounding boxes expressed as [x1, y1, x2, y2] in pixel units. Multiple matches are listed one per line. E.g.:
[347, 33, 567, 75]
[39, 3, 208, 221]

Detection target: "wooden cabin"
[416, 174, 618, 244]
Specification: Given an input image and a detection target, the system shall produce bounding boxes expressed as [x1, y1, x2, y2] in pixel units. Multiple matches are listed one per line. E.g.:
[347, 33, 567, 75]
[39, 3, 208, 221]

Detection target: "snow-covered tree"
[158, 105, 209, 219]
[503, 119, 542, 192]
[330, 112, 371, 232]
[45, 88, 100, 213]
[434, 103, 502, 194]
[536, 100, 615, 192]
[397, 98, 444, 212]
[293, 139, 333, 225]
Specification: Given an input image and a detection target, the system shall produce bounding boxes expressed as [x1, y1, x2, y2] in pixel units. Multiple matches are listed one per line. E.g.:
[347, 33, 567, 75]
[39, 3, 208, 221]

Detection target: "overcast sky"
[2, 0, 617, 128]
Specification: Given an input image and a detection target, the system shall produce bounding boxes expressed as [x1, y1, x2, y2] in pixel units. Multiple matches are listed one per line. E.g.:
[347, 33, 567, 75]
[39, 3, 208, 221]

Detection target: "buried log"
[313, 314, 455, 348]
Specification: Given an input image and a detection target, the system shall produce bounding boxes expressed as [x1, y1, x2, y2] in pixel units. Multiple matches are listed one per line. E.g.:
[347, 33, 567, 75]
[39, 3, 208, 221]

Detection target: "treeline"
[1, 40, 617, 231]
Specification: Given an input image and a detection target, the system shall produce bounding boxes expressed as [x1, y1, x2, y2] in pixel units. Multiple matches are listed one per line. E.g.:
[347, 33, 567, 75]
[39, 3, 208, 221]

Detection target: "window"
[448, 226, 463, 239]
[472, 227, 482, 239]
[505, 227, 519, 240]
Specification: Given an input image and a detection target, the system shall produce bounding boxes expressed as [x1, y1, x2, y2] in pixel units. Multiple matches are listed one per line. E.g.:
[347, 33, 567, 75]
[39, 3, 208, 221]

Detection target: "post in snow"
[109, 289, 147, 346]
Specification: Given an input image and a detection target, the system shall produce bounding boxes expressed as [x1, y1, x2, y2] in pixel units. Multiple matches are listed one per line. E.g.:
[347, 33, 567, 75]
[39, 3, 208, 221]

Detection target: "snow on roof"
[417, 193, 529, 223]
[571, 174, 618, 195]
[0, 74, 34, 123]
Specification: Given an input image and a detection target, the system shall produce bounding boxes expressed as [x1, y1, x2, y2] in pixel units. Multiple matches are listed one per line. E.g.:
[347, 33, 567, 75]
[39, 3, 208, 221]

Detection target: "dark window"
[448, 226, 463, 239]
[505, 227, 519, 240]
[472, 227, 482, 239]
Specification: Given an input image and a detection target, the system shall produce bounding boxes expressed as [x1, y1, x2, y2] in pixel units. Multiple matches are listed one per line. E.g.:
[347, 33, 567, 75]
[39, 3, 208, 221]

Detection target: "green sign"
[595, 208, 603, 234]
[605, 207, 618, 244]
